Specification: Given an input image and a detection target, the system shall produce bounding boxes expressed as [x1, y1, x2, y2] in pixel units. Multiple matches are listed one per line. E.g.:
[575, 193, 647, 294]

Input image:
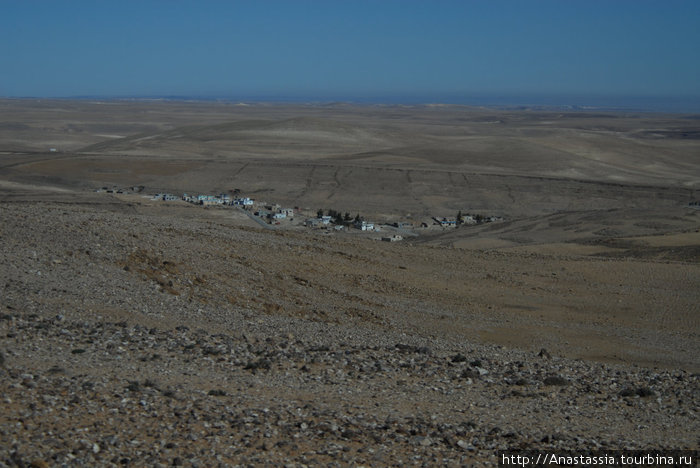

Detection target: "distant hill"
[78, 117, 403, 159]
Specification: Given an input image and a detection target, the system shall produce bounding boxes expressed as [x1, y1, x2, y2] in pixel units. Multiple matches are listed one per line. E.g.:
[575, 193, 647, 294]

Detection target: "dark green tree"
[317, 209, 324, 218]
[457, 210, 463, 225]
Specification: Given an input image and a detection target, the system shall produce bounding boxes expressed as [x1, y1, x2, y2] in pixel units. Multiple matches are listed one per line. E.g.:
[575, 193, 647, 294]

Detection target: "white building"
[355, 220, 375, 231]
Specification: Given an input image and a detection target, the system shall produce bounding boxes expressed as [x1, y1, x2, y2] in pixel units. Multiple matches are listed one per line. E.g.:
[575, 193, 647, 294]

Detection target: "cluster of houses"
[433, 214, 503, 227]
[154, 193, 180, 201]
[177, 193, 255, 206]
[96, 185, 144, 195]
[155, 191, 385, 232]
[149, 190, 503, 233]
[99, 186, 504, 237]
[304, 217, 379, 231]
[253, 205, 296, 222]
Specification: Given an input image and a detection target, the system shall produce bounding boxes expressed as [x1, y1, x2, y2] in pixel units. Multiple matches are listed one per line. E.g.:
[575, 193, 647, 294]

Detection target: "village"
[96, 185, 504, 241]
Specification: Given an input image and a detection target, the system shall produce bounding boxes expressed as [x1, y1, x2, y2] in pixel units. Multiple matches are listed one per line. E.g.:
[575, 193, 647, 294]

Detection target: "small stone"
[413, 436, 432, 447]
[456, 439, 475, 450]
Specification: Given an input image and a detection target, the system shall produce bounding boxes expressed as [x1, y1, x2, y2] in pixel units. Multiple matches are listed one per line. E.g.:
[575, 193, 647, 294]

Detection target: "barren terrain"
[0, 99, 698, 466]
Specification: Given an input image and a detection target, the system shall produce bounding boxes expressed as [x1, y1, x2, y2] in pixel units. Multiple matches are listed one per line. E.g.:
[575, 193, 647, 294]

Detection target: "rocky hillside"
[1, 195, 697, 466]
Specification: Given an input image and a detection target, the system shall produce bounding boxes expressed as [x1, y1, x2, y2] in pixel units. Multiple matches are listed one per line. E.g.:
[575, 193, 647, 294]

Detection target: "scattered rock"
[0, 197, 695, 465]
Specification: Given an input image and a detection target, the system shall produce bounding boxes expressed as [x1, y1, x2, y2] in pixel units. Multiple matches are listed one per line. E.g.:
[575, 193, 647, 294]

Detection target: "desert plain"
[0, 99, 698, 466]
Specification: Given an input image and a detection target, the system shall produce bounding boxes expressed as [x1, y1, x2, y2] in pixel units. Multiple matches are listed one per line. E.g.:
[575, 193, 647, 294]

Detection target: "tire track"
[232, 162, 249, 177]
[298, 166, 316, 198]
[327, 167, 342, 200]
[505, 185, 516, 204]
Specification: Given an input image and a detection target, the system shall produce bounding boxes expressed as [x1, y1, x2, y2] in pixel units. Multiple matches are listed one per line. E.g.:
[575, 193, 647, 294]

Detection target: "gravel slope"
[1, 197, 698, 467]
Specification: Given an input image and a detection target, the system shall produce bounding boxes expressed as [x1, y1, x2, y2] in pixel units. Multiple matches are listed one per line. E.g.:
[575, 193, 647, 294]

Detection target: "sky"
[1, 1, 699, 108]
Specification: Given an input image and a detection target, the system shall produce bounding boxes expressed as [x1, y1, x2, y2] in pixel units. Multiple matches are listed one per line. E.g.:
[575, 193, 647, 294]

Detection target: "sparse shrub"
[244, 358, 271, 371]
[143, 379, 158, 388]
[451, 353, 467, 363]
[126, 381, 141, 392]
[620, 386, 655, 397]
[543, 375, 569, 386]
[202, 346, 222, 356]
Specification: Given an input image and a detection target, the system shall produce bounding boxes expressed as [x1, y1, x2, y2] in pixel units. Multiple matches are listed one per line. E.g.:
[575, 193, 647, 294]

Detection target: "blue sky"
[1, 1, 699, 105]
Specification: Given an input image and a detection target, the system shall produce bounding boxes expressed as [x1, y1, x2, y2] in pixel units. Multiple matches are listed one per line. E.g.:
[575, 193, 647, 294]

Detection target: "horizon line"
[2, 93, 700, 113]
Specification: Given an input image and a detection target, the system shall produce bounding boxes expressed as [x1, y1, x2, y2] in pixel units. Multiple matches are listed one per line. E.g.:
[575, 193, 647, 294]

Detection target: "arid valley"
[1, 99, 698, 466]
